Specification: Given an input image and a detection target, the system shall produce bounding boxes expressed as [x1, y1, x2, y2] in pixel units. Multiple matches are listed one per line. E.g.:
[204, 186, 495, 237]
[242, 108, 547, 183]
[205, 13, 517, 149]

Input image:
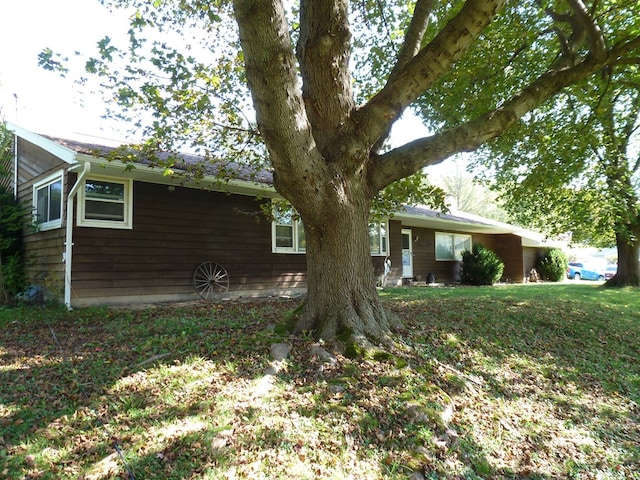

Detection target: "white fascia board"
[77, 154, 277, 198]
[394, 210, 547, 245]
[6, 122, 77, 165]
[393, 211, 510, 234]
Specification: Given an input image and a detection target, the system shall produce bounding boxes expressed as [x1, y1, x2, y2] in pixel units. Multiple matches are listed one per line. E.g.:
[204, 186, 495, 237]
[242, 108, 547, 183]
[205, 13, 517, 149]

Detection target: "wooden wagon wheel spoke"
[193, 262, 229, 300]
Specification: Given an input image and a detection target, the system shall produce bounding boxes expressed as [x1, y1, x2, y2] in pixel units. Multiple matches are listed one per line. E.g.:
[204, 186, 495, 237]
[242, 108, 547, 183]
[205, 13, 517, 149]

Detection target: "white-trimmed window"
[33, 172, 63, 230]
[77, 176, 133, 229]
[369, 221, 389, 256]
[271, 202, 388, 255]
[435, 232, 471, 261]
[272, 206, 306, 253]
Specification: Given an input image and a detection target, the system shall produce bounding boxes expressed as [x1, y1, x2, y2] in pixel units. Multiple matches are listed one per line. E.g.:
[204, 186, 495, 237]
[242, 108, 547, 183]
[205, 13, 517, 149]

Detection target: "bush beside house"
[0, 123, 30, 303]
[536, 248, 569, 282]
[460, 243, 505, 286]
[0, 190, 28, 301]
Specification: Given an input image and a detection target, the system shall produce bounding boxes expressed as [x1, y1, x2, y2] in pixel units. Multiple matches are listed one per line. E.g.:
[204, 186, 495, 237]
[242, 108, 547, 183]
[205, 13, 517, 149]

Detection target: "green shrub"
[536, 248, 568, 282]
[1, 122, 29, 302]
[0, 187, 28, 301]
[460, 243, 504, 285]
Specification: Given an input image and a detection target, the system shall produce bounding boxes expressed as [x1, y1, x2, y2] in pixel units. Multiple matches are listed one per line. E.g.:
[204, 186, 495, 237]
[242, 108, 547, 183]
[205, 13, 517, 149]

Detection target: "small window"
[78, 176, 133, 229]
[435, 232, 471, 261]
[272, 203, 305, 253]
[369, 222, 389, 256]
[33, 173, 63, 230]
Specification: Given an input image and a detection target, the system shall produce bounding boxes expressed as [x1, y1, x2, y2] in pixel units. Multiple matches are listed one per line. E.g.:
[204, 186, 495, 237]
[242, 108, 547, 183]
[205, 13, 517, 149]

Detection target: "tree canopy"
[41, 0, 640, 346]
[459, 21, 640, 285]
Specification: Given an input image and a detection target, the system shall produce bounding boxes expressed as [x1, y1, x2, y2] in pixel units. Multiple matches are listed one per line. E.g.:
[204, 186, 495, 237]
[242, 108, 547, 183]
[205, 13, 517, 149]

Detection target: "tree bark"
[293, 177, 399, 348]
[606, 222, 640, 287]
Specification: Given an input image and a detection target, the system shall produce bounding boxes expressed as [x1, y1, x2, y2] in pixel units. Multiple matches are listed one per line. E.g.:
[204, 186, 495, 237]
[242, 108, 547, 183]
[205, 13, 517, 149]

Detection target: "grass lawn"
[1, 283, 638, 479]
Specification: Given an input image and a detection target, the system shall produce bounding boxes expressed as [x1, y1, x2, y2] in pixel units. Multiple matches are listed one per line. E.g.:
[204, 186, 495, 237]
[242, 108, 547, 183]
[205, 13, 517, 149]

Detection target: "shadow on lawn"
[390, 291, 639, 478]
[1, 294, 638, 479]
[0, 303, 280, 478]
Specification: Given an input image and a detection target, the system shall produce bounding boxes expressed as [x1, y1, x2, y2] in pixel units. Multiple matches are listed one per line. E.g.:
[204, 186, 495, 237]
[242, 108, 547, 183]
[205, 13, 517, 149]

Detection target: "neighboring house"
[7, 122, 555, 307]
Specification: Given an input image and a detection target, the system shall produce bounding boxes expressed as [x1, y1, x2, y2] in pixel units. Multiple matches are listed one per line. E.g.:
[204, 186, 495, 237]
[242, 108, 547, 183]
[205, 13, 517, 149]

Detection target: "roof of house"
[42, 134, 276, 186]
[9, 122, 556, 247]
[7, 122, 274, 195]
[396, 204, 551, 246]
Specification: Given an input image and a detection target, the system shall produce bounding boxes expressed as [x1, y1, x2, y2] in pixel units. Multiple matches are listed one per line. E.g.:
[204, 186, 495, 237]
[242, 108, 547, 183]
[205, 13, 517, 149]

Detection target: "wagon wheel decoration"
[193, 262, 230, 300]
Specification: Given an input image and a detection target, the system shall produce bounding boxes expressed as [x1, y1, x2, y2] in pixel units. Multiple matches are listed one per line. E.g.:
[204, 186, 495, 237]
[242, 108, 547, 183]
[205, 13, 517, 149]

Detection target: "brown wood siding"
[16, 138, 71, 299]
[523, 247, 545, 278]
[70, 182, 307, 304]
[478, 233, 525, 283]
[392, 227, 527, 284]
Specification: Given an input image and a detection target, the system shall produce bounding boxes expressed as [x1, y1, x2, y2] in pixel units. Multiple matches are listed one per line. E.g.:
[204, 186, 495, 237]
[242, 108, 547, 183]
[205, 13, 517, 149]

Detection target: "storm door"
[401, 229, 413, 278]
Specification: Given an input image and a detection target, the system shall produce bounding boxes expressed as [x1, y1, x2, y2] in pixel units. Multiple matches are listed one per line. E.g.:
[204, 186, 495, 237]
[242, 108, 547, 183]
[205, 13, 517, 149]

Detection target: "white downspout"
[13, 133, 18, 197]
[64, 162, 90, 309]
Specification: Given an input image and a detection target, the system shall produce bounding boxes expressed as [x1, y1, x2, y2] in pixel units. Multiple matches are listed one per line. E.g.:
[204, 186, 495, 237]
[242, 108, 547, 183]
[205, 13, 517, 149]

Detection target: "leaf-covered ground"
[1, 283, 638, 479]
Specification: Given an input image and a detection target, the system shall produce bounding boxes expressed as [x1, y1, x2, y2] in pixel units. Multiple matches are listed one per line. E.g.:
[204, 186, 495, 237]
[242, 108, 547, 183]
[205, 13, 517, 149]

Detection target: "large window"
[33, 173, 63, 230]
[272, 202, 387, 255]
[435, 232, 471, 261]
[77, 176, 133, 229]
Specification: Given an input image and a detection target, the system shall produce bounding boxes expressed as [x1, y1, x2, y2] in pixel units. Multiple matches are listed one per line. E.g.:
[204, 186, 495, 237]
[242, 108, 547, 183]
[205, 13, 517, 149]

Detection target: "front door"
[401, 229, 413, 278]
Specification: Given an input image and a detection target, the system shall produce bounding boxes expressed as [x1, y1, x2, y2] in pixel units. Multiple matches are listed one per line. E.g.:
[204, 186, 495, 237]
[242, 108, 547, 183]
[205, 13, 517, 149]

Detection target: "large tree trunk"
[603, 149, 640, 287]
[285, 166, 400, 348]
[293, 189, 398, 348]
[606, 222, 640, 287]
[232, 0, 631, 345]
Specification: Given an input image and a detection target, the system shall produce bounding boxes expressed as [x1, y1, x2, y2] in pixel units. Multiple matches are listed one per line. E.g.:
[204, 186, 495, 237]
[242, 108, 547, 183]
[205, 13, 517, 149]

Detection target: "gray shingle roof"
[42, 135, 274, 185]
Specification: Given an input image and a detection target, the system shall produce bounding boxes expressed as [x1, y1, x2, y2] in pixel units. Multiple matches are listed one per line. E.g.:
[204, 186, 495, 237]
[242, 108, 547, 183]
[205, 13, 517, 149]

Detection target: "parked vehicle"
[567, 262, 605, 281]
[604, 264, 617, 280]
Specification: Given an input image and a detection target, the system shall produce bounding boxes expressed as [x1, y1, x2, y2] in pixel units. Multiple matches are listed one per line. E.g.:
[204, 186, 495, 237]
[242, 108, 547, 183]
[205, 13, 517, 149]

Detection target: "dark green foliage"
[0, 187, 28, 301]
[0, 124, 29, 302]
[537, 248, 568, 282]
[459, 243, 504, 286]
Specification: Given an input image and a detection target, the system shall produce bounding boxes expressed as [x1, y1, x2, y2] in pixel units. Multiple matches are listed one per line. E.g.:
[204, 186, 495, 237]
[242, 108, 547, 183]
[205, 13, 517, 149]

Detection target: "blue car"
[567, 262, 605, 281]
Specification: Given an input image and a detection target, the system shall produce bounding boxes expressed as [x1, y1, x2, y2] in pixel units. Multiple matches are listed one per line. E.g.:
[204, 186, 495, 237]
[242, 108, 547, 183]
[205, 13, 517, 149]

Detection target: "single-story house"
[6, 122, 556, 307]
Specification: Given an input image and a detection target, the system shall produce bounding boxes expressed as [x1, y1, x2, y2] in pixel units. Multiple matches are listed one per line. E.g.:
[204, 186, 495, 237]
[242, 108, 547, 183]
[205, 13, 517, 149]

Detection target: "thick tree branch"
[541, 0, 606, 68]
[356, 0, 506, 148]
[371, 0, 435, 152]
[369, 34, 640, 192]
[233, 0, 326, 203]
[296, 0, 354, 151]
[389, 0, 435, 78]
[566, 0, 606, 61]
[369, 55, 621, 192]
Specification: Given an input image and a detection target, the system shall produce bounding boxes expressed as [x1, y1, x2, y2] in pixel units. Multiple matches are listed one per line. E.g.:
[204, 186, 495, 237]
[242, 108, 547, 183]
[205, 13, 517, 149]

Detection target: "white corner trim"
[6, 121, 77, 165]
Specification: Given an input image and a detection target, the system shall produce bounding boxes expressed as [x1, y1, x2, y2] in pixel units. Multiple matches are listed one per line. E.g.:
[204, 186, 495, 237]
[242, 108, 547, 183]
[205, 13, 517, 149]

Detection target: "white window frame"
[33, 171, 64, 231]
[271, 201, 389, 256]
[77, 175, 133, 229]
[369, 221, 389, 256]
[271, 202, 306, 254]
[435, 232, 472, 261]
